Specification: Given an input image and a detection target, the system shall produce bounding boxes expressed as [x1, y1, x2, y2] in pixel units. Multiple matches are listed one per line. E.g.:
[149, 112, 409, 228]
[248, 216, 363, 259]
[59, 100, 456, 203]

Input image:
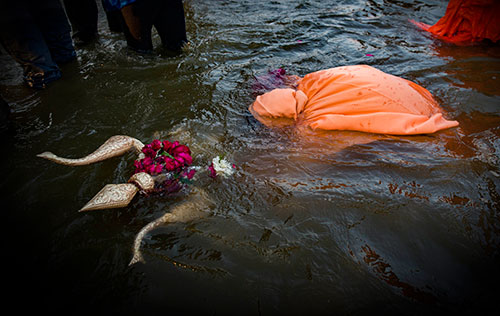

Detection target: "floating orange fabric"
[249, 65, 459, 135]
[411, 0, 500, 43]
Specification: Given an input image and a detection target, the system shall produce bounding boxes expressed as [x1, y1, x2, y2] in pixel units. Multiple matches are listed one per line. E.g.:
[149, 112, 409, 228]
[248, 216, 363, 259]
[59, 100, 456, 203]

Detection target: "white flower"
[212, 156, 235, 177]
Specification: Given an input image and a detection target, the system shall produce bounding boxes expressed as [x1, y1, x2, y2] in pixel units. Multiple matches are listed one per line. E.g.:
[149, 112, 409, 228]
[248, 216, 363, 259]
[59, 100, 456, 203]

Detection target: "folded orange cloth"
[249, 65, 459, 135]
[411, 0, 500, 43]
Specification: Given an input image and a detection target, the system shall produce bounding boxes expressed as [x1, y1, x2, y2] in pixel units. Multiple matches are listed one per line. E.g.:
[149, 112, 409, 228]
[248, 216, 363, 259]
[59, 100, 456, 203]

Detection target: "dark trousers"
[105, 8, 125, 33]
[63, 0, 99, 43]
[0, 0, 76, 88]
[62, 0, 125, 42]
[121, 0, 187, 53]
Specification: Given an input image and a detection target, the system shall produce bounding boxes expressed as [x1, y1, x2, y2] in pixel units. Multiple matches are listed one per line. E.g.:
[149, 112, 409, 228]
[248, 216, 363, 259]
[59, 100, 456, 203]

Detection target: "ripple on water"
[1, 0, 499, 314]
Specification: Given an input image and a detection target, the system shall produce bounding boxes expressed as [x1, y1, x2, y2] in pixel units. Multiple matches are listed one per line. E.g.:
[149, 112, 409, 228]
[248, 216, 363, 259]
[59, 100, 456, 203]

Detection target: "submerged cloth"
[411, 0, 500, 43]
[249, 65, 459, 135]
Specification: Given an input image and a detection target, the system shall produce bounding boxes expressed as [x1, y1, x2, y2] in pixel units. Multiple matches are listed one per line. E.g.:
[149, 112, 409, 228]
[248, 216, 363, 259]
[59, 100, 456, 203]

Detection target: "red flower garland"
[133, 139, 236, 194]
[133, 139, 197, 194]
[134, 139, 194, 176]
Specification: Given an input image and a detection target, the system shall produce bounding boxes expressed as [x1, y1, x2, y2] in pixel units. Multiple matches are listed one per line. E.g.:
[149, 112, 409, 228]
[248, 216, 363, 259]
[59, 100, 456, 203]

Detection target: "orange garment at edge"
[411, 0, 500, 43]
[249, 65, 459, 135]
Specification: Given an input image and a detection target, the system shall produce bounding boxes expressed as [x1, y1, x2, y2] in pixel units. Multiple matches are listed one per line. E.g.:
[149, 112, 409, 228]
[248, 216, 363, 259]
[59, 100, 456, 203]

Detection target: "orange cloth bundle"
[411, 0, 500, 43]
[249, 65, 459, 135]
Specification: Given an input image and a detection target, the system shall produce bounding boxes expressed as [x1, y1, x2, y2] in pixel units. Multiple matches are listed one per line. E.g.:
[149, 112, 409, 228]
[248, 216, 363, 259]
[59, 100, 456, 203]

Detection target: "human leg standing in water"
[63, 0, 99, 45]
[119, 0, 187, 53]
[153, 0, 188, 52]
[63, 0, 126, 45]
[103, 1, 125, 33]
[0, 0, 76, 88]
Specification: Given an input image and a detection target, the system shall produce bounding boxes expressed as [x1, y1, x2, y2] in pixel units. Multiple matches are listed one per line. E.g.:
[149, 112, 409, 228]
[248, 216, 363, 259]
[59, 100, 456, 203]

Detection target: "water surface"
[1, 0, 499, 315]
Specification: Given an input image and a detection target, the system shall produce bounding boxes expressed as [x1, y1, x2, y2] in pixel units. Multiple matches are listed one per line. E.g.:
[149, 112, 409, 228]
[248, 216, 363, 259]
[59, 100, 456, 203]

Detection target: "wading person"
[103, 0, 188, 53]
[63, 0, 99, 45]
[0, 0, 76, 89]
[63, 0, 125, 46]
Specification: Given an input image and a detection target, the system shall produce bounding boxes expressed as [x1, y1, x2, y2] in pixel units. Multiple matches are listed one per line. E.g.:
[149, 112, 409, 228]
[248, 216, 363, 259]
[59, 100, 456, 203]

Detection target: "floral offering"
[133, 139, 236, 193]
[133, 139, 196, 193]
[208, 156, 236, 178]
[134, 139, 193, 176]
[37, 134, 237, 211]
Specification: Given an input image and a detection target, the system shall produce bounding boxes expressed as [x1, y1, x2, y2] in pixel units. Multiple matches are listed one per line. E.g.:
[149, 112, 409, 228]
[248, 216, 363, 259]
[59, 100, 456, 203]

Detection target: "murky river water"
[1, 0, 499, 315]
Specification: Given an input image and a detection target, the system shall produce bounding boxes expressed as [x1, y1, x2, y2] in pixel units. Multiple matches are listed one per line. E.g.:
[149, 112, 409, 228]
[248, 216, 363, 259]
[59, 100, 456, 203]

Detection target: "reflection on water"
[2, 0, 499, 315]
